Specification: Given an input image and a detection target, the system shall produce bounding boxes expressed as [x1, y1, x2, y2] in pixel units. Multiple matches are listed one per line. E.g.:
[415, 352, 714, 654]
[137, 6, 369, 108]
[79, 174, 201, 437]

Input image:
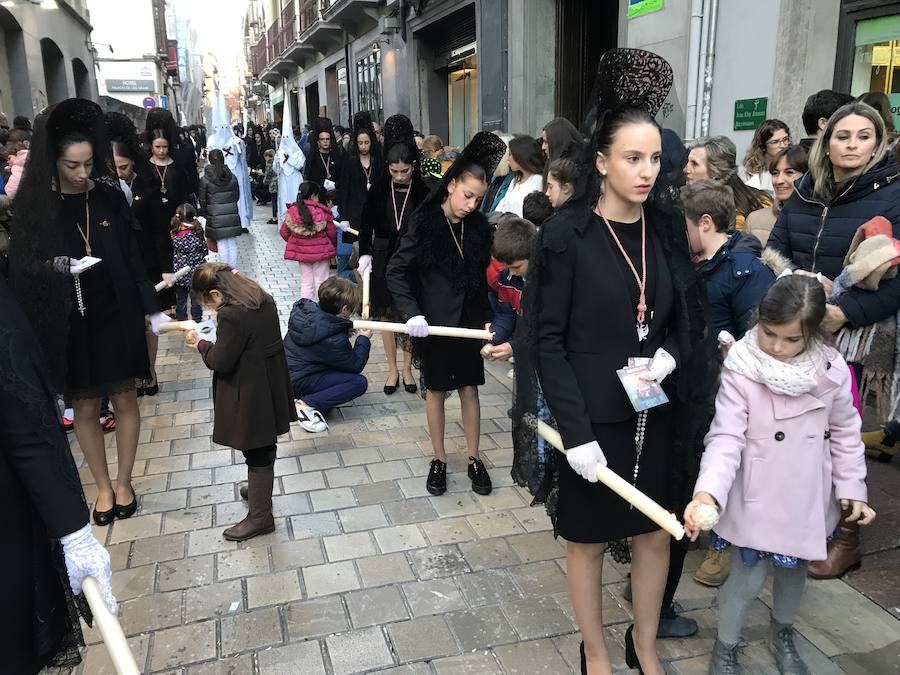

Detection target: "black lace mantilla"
[593, 48, 674, 116]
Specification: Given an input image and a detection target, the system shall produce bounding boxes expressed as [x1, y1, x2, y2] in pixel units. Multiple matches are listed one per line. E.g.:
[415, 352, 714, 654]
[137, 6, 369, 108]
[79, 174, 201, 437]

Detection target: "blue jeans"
[175, 286, 203, 321]
[296, 371, 368, 411]
[336, 253, 356, 281]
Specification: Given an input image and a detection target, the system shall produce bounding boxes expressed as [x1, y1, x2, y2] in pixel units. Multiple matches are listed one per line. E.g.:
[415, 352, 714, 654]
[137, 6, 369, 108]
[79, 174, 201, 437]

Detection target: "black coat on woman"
[517, 194, 715, 541]
[386, 200, 494, 328]
[146, 160, 189, 307]
[359, 174, 429, 316]
[199, 165, 242, 241]
[338, 152, 384, 245]
[1, 276, 91, 673]
[304, 146, 346, 191]
[198, 293, 296, 450]
[60, 182, 160, 397]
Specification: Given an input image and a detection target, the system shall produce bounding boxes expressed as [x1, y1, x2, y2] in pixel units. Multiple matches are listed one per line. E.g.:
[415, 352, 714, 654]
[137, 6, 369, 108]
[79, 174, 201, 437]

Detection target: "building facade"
[0, 0, 99, 119]
[244, 0, 900, 152]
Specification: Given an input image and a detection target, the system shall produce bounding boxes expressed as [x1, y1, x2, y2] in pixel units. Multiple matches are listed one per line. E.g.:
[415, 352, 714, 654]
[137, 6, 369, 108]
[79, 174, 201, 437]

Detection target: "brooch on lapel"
[100, 220, 110, 228]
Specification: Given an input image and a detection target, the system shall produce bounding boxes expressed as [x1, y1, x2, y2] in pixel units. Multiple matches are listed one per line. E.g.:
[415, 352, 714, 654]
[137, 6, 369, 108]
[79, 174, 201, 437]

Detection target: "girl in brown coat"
[185, 263, 297, 540]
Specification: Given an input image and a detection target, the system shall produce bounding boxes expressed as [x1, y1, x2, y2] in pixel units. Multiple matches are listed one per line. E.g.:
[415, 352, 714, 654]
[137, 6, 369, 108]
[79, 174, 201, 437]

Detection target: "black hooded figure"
[386, 130, 507, 500]
[338, 111, 385, 246]
[8, 98, 162, 527]
[512, 49, 717, 674]
[357, 114, 429, 395]
[304, 115, 345, 191]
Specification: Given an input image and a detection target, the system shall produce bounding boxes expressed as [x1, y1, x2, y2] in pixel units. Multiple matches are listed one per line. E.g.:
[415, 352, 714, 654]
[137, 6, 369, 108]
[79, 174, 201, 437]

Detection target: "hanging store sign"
[106, 79, 156, 92]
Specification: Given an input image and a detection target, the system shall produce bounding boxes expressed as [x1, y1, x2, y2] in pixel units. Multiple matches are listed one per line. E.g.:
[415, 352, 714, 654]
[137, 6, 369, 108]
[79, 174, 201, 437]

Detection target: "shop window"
[851, 14, 900, 129]
[356, 50, 382, 122]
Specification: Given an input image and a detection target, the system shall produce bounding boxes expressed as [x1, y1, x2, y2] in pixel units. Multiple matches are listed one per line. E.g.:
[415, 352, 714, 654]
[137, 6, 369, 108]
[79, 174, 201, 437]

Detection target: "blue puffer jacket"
[700, 231, 774, 339]
[767, 155, 900, 327]
[283, 298, 371, 395]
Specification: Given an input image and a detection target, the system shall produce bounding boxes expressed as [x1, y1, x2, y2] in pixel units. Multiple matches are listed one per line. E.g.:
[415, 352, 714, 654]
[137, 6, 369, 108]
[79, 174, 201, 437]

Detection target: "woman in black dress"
[524, 51, 712, 674]
[357, 115, 428, 394]
[9, 98, 166, 527]
[387, 131, 507, 498]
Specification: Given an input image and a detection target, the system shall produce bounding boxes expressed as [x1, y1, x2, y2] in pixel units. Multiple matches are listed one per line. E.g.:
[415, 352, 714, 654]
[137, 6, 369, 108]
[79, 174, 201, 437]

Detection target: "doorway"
[447, 56, 478, 148]
[555, 0, 618, 128]
[305, 81, 320, 125]
[41, 37, 68, 105]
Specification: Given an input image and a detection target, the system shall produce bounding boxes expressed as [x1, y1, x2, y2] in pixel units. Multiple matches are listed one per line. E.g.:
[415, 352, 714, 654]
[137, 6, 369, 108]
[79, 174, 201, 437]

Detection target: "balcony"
[250, 35, 268, 77]
[296, 0, 343, 53]
[320, 0, 380, 34]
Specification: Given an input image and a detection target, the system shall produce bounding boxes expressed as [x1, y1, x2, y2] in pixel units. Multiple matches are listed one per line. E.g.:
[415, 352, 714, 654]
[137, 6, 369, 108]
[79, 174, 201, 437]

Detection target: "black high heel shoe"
[624, 624, 644, 674]
[383, 374, 399, 395]
[114, 487, 138, 519]
[579, 640, 587, 675]
[402, 374, 417, 394]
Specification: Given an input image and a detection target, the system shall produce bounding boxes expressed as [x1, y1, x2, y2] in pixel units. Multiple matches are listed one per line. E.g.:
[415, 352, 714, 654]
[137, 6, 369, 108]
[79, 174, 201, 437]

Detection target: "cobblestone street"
[69, 206, 900, 674]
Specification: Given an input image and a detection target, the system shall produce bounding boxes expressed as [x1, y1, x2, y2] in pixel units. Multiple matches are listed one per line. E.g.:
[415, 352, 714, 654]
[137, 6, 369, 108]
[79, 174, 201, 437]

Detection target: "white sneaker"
[296, 403, 328, 433]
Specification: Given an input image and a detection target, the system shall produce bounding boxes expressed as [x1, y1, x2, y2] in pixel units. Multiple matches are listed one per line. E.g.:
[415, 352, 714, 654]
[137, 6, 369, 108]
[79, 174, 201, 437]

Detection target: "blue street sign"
[160, 95, 170, 110]
[142, 96, 157, 109]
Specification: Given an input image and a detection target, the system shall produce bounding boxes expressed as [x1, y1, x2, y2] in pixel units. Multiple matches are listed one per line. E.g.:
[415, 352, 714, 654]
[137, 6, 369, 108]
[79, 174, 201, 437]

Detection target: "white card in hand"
[195, 320, 217, 343]
[70, 256, 101, 274]
[323, 179, 336, 192]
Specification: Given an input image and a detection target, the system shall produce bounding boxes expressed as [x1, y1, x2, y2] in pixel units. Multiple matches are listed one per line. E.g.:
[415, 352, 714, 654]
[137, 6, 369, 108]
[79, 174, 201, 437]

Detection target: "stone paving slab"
[69, 209, 900, 673]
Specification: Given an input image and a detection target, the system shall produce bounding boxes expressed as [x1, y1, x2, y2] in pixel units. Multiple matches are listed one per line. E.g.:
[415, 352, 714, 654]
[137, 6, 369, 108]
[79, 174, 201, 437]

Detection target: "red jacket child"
[280, 199, 337, 263]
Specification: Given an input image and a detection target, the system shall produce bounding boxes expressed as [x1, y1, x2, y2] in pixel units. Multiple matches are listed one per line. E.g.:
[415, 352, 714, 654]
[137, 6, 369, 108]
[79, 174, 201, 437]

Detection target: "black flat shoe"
[93, 501, 115, 526]
[426, 459, 447, 495]
[114, 488, 138, 519]
[383, 374, 399, 395]
[624, 624, 644, 674]
[580, 641, 587, 675]
[402, 375, 417, 394]
[144, 380, 159, 396]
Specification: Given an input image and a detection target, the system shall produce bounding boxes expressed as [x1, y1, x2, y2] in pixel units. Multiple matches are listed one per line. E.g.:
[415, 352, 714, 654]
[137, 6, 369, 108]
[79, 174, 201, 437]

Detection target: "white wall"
[707, 0, 782, 159]
[87, 0, 156, 56]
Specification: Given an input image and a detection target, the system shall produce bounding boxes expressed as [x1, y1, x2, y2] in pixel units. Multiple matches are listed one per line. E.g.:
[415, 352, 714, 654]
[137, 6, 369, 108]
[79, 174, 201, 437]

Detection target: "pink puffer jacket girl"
[280, 199, 337, 263]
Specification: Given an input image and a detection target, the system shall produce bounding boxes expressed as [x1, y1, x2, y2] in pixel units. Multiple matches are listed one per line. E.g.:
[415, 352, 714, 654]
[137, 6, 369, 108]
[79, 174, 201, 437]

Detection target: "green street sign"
[734, 97, 768, 131]
[628, 0, 664, 20]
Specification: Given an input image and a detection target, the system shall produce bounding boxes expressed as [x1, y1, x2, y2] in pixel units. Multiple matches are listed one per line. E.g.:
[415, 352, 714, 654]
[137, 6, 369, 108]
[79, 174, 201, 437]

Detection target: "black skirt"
[418, 305, 485, 392]
[555, 406, 673, 543]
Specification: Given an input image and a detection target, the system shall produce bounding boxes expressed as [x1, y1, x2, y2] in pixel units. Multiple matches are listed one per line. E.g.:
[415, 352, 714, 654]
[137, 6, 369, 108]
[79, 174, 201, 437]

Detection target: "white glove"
[147, 312, 173, 336]
[406, 315, 429, 338]
[323, 179, 336, 192]
[358, 254, 373, 276]
[566, 441, 607, 482]
[717, 331, 735, 348]
[61, 523, 118, 614]
[337, 220, 351, 232]
[645, 347, 676, 383]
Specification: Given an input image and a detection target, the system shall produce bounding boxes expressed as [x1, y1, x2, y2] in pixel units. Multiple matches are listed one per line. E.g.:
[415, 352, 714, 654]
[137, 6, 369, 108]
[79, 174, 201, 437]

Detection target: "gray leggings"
[718, 547, 808, 646]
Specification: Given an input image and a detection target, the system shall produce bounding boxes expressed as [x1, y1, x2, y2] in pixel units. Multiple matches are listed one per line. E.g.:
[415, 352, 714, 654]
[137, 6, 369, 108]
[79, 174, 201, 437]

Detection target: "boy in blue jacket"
[284, 276, 372, 432]
[482, 217, 536, 362]
[682, 180, 775, 340]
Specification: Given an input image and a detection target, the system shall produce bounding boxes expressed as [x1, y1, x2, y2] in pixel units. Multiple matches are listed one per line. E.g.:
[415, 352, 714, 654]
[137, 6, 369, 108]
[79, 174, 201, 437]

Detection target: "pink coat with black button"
[693, 350, 867, 561]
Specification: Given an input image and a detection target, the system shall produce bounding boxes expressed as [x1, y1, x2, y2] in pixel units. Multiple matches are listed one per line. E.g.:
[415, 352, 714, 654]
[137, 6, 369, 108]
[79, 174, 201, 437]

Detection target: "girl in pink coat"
[281, 181, 337, 300]
[684, 275, 875, 675]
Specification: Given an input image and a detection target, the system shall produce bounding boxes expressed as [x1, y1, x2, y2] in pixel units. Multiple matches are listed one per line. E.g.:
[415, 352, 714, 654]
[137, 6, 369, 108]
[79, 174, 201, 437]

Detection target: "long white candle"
[155, 266, 192, 292]
[82, 577, 140, 675]
[352, 319, 492, 341]
[362, 269, 371, 319]
[531, 417, 685, 540]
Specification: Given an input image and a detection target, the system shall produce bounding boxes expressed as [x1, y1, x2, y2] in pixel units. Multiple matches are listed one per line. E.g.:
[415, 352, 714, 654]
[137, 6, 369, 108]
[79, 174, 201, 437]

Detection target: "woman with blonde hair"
[739, 118, 791, 195]
[767, 100, 900, 579]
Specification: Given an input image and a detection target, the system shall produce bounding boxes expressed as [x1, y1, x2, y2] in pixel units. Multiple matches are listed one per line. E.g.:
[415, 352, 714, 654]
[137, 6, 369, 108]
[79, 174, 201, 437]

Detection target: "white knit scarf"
[724, 326, 828, 397]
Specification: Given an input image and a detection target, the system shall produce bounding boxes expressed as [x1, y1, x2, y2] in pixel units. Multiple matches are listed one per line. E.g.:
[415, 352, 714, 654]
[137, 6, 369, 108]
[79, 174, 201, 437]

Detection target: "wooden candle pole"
[524, 415, 685, 540]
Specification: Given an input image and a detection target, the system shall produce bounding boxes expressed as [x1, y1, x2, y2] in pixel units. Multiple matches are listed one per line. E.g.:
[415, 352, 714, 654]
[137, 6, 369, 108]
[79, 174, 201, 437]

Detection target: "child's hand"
[683, 492, 718, 542]
[841, 499, 876, 525]
[358, 329, 373, 339]
[480, 344, 494, 360]
[488, 343, 513, 361]
[184, 330, 199, 348]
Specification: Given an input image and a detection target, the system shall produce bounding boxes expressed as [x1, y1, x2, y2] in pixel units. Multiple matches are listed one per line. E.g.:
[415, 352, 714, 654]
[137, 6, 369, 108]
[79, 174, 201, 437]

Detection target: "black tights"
[241, 444, 276, 467]
[662, 535, 690, 609]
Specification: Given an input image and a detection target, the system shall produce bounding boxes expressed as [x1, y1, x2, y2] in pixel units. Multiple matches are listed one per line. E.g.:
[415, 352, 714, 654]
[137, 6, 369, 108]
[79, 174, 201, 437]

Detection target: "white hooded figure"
[277, 95, 305, 223]
[207, 92, 253, 230]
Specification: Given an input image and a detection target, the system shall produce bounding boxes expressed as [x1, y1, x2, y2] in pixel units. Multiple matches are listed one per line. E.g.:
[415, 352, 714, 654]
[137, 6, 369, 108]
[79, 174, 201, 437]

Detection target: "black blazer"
[386, 201, 493, 328]
[338, 154, 384, 245]
[359, 175, 428, 257]
[536, 208, 680, 448]
[304, 148, 345, 191]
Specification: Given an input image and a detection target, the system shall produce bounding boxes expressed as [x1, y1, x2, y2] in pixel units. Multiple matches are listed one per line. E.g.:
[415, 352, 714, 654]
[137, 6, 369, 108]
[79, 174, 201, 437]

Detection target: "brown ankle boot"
[224, 465, 275, 541]
[808, 506, 861, 579]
